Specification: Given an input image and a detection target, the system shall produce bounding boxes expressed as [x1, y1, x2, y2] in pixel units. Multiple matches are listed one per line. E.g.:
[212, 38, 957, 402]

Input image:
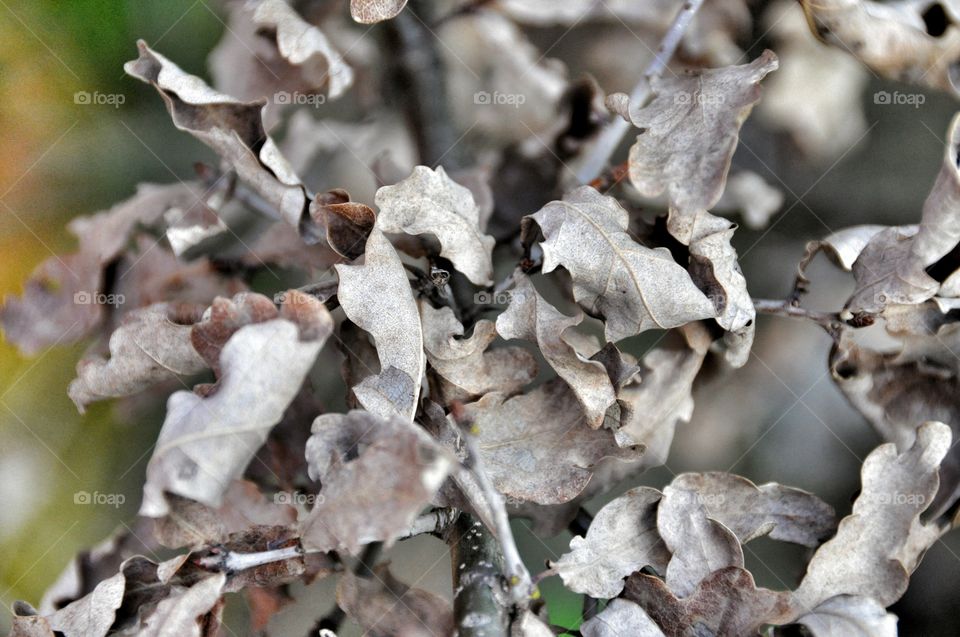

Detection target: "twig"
[752, 298, 844, 333]
[397, 508, 461, 539]
[383, 0, 466, 169]
[451, 414, 533, 605]
[450, 514, 510, 637]
[196, 544, 303, 572]
[574, 0, 706, 184]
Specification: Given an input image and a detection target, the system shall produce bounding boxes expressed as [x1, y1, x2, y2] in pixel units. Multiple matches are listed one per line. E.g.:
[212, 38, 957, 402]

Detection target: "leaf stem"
[752, 298, 843, 333]
[575, 0, 706, 184]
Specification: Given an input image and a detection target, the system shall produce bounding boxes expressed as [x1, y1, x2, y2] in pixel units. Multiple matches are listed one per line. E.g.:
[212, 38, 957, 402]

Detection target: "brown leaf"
[525, 186, 715, 341]
[300, 410, 452, 554]
[553, 487, 670, 598]
[1, 183, 202, 355]
[140, 291, 332, 516]
[623, 567, 792, 637]
[801, 0, 960, 96]
[125, 42, 313, 239]
[420, 300, 537, 405]
[376, 165, 496, 286]
[496, 274, 617, 428]
[607, 51, 778, 237]
[68, 303, 205, 413]
[310, 189, 376, 260]
[458, 378, 644, 505]
[336, 565, 452, 637]
[190, 292, 280, 377]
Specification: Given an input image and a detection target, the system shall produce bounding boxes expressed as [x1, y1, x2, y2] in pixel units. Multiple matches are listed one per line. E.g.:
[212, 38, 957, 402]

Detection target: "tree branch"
[752, 298, 845, 335]
[575, 0, 706, 184]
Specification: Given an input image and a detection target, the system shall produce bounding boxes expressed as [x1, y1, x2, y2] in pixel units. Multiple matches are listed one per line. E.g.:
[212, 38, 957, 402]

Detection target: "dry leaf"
[623, 567, 791, 636]
[793, 421, 951, 609]
[607, 51, 778, 234]
[125, 42, 312, 239]
[309, 188, 376, 260]
[525, 186, 715, 341]
[300, 410, 451, 553]
[141, 291, 332, 516]
[351, 0, 408, 24]
[210, 0, 353, 104]
[375, 165, 496, 286]
[552, 487, 670, 598]
[496, 274, 617, 428]
[335, 228, 424, 420]
[669, 472, 836, 546]
[658, 485, 745, 597]
[420, 300, 537, 404]
[336, 565, 452, 637]
[794, 594, 898, 637]
[68, 303, 206, 412]
[801, 0, 960, 96]
[458, 378, 644, 505]
[580, 598, 665, 637]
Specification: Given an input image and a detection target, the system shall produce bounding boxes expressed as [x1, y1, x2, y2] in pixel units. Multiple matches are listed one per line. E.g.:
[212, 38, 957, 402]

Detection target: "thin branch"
[452, 416, 533, 606]
[575, 0, 706, 184]
[397, 507, 461, 539]
[196, 544, 303, 572]
[752, 298, 844, 334]
[450, 513, 511, 637]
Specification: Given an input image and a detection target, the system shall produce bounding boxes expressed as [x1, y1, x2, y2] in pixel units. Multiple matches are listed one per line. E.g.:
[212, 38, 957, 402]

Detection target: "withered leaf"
[125, 42, 312, 239]
[683, 212, 755, 367]
[190, 292, 281, 377]
[335, 228, 424, 420]
[68, 303, 206, 413]
[794, 594, 898, 637]
[309, 189, 376, 260]
[141, 292, 332, 516]
[420, 301, 537, 404]
[138, 573, 226, 637]
[351, 0, 408, 24]
[580, 598, 665, 637]
[623, 567, 792, 637]
[497, 274, 617, 428]
[375, 165, 496, 286]
[793, 422, 951, 609]
[46, 572, 125, 637]
[300, 410, 451, 554]
[801, 0, 960, 96]
[525, 186, 715, 341]
[458, 378, 644, 505]
[613, 324, 711, 457]
[0, 183, 202, 355]
[669, 472, 836, 546]
[210, 0, 353, 104]
[658, 485, 744, 597]
[336, 565, 452, 637]
[844, 115, 960, 313]
[552, 487, 669, 598]
[606, 51, 778, 234]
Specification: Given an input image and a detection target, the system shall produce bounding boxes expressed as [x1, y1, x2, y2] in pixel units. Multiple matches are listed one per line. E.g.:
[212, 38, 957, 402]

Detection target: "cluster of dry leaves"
[5, 0, 960, 635]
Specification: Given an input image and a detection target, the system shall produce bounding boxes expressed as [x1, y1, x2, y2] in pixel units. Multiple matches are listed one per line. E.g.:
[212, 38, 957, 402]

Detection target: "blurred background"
[1, 0, 959, 634]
